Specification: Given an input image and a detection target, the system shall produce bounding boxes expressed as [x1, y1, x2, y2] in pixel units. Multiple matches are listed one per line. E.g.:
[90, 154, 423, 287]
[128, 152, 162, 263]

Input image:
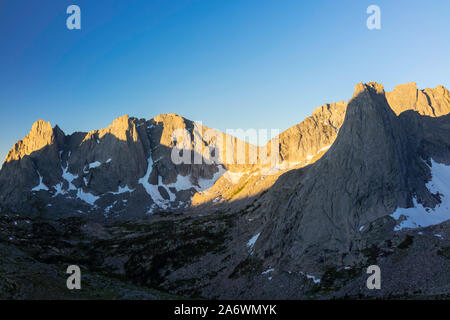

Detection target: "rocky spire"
[5, 120, 61, 163]
[253, 82, 433, 273]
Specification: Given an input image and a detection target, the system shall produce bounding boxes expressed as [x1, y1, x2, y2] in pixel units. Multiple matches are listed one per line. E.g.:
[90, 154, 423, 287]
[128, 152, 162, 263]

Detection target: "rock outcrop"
[386, 82, 450, 117]
[1, 82, 450, 300]
[274, 101, 347, 166]
[0, 112, 265, 217]
[0, 82, 449, 221]
[249, 82, 450, 276]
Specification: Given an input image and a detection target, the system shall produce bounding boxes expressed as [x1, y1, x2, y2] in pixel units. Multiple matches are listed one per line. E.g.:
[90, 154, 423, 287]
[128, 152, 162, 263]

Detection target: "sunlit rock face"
[0, 83, 449, 220]
[386, 82, 450, 117]
[0, 112, 258, 217]
[250, 82, 450, 275]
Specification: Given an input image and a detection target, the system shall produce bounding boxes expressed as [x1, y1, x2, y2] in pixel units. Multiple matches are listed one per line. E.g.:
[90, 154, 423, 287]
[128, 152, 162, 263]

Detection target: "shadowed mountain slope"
[1, 82, 450, 299]
[0, 83, 449, 221]
[249, 83, 450, 276]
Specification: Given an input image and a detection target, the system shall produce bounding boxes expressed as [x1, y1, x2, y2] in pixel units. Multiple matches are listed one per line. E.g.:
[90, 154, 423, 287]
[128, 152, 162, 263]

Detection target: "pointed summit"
[352, 82, 385, 98]
[5, 119, 58, 162]
[31, 119, 53, 134]
[99, 115, 137, 142]
[254, 82, 427, 272]
[153, 113, 187, 124]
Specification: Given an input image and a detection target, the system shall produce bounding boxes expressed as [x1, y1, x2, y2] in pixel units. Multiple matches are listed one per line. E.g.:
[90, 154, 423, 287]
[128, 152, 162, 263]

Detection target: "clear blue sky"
[1, 0, 449, 163]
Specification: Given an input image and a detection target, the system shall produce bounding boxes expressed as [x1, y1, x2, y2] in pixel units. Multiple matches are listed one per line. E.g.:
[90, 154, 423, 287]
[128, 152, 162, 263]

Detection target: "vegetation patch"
[228, 257, 263, 279]
[230, 181, 249, 199]
[437, 246, 450, 259]
[309, 265, 363, 297]
[397, 235, 414, 249]
[361, 245, 381, 264]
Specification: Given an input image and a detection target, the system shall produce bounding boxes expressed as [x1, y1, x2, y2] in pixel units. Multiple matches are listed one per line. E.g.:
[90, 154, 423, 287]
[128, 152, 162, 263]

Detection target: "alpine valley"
[1, 82, 450, 299]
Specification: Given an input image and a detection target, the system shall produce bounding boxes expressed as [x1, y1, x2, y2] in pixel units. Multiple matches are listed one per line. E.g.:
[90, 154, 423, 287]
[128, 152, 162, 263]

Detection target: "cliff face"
[274, 101, 347, 166]
[275, 82, 450, 167]
[0, 83, 449, 220]
[0, 120, 65, 212]
[193, 82, 450, 208]
[0, 114, 246, 217]
[1, 82, 450, 299]
[386, 82, 450, 117]
[249, 83, 450, 275]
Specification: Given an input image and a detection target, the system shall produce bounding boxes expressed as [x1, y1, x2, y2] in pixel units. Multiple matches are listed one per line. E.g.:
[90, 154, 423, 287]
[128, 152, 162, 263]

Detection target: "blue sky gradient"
[1, 0, 449, 163]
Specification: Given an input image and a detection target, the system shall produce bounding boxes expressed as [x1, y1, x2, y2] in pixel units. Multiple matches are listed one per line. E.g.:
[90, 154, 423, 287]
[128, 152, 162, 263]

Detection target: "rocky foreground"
[2, 207, 450, 299]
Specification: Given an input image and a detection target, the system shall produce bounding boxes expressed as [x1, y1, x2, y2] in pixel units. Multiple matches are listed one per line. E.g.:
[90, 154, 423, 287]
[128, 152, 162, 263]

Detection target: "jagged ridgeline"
[253, 83, 450, 275]
[0, 82, 449, 221]
[0, 113, 259, 217]
[1, 82, 450, 299]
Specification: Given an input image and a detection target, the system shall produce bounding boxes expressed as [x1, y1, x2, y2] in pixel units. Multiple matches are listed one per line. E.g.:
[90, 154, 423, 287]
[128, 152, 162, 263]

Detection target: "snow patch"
[247, 232, 261, 251]
[88, 161, 102, 169]
[274, 160, 302, 172]
[307, 274, 321, 284]
[31, 172, 49, 191]
[305, 145, 331, 164]
[262, 268, 274, 275]
[223, 171, 246, 184]
[53, 163, 99, 205]
[213, 197, 224, 203]
[76, 189, 100, 206]
[391, 159, 450, 230]
[301, 272, 321, 284]
[139, 156, 172, 209]
[146, 203, 158, 214]
[105, 201, 118, 214]
[111, 185, 134, 195]
[53, 165, 77, 196]
[139, 158, 225, 211]
[197, 165, 226, 190]
[166, 174, 195, 192]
